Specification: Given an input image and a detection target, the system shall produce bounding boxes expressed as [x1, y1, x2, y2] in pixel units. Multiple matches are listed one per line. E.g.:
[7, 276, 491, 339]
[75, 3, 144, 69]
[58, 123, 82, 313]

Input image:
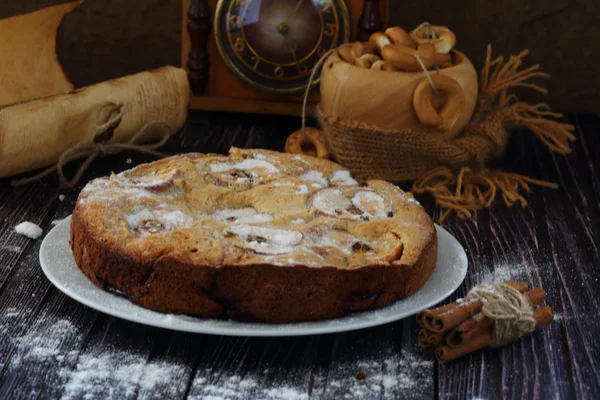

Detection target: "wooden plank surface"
[0, 112, 599, 399]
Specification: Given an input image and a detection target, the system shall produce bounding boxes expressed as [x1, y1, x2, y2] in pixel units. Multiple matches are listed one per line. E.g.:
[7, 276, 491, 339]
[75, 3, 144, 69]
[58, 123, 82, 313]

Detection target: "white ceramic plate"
[40, 216, 467, 336]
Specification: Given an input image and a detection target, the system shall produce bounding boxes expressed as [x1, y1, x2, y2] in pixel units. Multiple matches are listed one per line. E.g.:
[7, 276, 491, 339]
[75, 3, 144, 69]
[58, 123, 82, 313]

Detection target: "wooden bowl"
[319, 51, 478, 137]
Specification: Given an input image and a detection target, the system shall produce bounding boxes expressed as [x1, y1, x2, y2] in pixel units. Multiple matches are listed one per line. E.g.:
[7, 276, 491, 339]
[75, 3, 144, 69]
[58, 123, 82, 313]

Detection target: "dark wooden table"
[1, 112, 599, 399]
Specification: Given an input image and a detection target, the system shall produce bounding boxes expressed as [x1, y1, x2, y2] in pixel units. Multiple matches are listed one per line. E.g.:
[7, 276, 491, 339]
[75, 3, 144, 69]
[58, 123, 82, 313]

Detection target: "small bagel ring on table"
[285, 127, 330, 159]
[412, 74, 466, 133]
[410, 23, 456, 54]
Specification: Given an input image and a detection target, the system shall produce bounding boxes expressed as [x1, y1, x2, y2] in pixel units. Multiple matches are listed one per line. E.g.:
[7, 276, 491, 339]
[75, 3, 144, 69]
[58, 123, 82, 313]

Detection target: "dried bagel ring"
[417, 43, 435, 60]
[412, 74, 466, 132]
[351, 41, 377, 59]
[371, 60, 396, 71]
[381, 44, 434, 72]
[337, 44, 355, 64]
[385, 27, 415, 48]
[285, 127, 330, 159]
[433, 52, 453, 68]
[368, 32, 392, 53]
[355, 54, 381, 68]
[410, 23, 456, 54]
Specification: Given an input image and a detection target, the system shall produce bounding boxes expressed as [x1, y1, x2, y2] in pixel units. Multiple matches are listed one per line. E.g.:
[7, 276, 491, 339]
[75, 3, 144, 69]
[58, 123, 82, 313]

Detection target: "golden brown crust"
[70, 149, 437, 323]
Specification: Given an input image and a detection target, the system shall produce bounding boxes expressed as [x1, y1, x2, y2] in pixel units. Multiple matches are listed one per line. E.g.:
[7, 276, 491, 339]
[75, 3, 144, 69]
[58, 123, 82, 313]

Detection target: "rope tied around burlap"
[467, 282, 536, 347]
[11, 102, 173, 188]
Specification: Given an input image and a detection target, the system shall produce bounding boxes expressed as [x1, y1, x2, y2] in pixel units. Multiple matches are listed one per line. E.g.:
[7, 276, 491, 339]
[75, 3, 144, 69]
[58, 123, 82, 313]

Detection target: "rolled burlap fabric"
[0, 66, 190, 183]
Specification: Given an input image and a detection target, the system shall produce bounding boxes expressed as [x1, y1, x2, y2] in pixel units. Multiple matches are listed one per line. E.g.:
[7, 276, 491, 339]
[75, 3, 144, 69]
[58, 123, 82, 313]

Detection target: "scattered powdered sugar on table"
[173, 350, 433, 400]
[5, 265, 460, 399]
[553, 312, 563, 321]
[474, 262, 528, 285]
[311, 350, 433, 399]
[14, 221, 43, 239]
[60, 352, 186, 399]
[189, 372, 307, 400]
[6, 316, 188, 399]
[3, 307, 20, 318]
[9, 319, 78, 368]
[2, 245, 21, 252]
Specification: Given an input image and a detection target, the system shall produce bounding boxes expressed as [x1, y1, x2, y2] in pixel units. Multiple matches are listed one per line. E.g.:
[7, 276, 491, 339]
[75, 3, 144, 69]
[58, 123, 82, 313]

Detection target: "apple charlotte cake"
[70, 148, 437, 323]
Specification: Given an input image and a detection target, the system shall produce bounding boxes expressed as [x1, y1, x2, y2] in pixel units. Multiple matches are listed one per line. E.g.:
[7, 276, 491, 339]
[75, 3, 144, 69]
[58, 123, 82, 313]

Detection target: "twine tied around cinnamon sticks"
[466, 282, 536, 346]
[417, 280, 553, 363]
[11, 102, 173, 188]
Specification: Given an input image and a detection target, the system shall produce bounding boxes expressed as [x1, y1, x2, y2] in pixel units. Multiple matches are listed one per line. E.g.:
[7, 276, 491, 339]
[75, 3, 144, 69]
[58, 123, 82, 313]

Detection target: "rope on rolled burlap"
[11, 102, 173, 188]
[466, 282, 537, 347]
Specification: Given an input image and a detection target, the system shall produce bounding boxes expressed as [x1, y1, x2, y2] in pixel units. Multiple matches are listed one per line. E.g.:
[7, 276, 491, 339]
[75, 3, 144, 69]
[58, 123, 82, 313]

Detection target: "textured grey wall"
[1, 0, 598, 114]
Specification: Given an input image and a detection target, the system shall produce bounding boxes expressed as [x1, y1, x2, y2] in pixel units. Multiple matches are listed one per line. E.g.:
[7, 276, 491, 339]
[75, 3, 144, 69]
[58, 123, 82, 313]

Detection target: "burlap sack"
[318, 47, 575, 222]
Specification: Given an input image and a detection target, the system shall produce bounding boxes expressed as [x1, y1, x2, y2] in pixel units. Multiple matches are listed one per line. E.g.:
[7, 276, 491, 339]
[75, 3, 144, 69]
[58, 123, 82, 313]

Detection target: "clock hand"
[284, 39, 299, 65]
[277, 0, 305, 33]
[281, 26, 299, 65]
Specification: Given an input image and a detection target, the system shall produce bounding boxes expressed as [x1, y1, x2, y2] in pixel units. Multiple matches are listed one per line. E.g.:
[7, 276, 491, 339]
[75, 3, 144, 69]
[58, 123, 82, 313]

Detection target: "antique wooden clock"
[181, 0, 389, 115]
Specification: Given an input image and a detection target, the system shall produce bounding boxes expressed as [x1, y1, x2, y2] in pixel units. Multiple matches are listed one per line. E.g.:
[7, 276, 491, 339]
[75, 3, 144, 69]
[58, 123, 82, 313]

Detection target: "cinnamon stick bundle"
[436, 306, 554, 363]
[417, 280, 527, 332]
[445, 285, 543, 348]
[417, 280, 554, 363]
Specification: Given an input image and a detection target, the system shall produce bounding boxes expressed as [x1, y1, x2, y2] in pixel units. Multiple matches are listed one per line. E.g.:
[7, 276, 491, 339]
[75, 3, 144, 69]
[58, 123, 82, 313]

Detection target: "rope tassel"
[411, 46, 574, 222]
[413, 167, 558, 223]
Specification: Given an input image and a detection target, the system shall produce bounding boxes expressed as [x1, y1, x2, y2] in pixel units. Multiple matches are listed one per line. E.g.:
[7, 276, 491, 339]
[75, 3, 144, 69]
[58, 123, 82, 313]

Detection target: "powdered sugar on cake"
[228, 224, 303, 254]
[76, 148, 430, 268]
[300, 170, 328, 187]
[295, 184, 309, 194]
[352, 190, 389, 218]
[126, 207, 194, 235]
[213, 208, 273, 224]
[330, 170, 359, 186]
[210, 159, 279, 174]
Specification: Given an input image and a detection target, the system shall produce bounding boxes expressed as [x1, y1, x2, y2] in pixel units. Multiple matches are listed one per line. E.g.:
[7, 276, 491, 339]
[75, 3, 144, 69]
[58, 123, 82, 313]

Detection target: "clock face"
[214, 0, 350, 94]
